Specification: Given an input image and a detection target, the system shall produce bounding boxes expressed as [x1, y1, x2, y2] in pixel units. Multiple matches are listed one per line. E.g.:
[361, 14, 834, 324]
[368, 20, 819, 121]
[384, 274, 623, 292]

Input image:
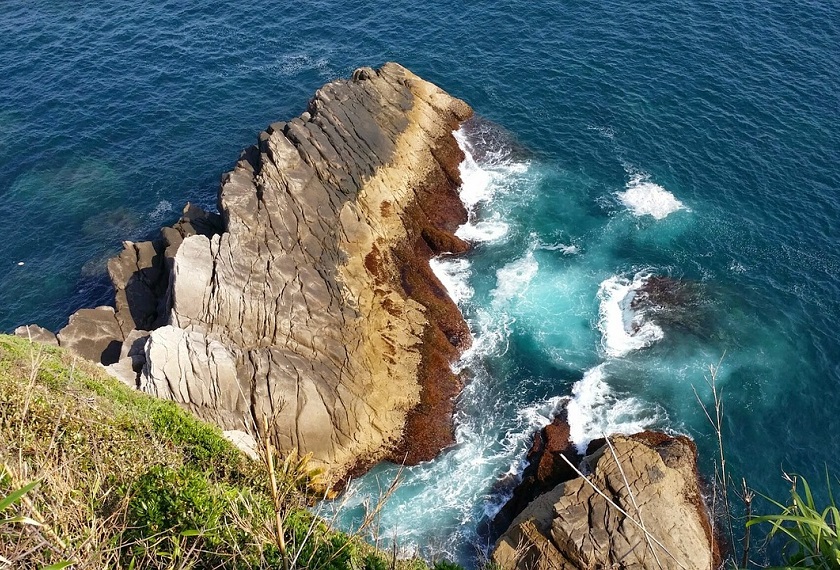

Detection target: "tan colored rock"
[56, 307, 123, 365]
[135, 63, 473, 485]
[18, 63, 472, 484]
[493, 433, 717, 570]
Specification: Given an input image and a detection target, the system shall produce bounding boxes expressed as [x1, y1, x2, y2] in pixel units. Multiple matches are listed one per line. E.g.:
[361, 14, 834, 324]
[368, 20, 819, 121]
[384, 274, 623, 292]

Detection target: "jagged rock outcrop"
[631, 275, 710, 337]
[492, 406, 584, 536]
[30, 63, 474, 487]
[493, 432, 718, 570]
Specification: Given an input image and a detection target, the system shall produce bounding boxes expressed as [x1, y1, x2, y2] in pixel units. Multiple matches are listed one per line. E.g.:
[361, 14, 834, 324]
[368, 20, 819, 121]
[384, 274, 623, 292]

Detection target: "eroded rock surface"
[43, 63, 473, 486]
[632, 275, 710, 337]
[493, 432, 718, 570]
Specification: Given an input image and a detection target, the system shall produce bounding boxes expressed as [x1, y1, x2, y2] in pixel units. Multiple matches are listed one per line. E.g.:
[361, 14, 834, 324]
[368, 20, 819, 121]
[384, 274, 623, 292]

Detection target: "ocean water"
[2, 0, 839, 566]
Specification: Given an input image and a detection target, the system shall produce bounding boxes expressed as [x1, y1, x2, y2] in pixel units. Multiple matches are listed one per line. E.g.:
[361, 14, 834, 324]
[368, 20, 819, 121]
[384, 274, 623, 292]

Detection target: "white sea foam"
[454, 128, 496, 211]
[617, 173, 686, 219]
[322, 126, 539, 563]
[515, 395, 569, 442]
[566, 364, 659, 454]
[539, 241, 580, 255]
[454, 308, 515, 371]
[450, 127, 531, 246]
[429, 257, 474, 306]
[587, 125, 616, 140]
[729, 261, 747, 273]
[455, 214, 510, 243]
[149, 200, 173, 221]
[491, 251, 539, 307]
[480, 394, 569, 520]
[597, 272, 664, 358]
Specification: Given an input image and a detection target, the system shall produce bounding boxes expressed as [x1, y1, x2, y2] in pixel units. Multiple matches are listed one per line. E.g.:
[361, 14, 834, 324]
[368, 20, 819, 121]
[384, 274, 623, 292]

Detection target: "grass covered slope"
[0, 334, 438, 569]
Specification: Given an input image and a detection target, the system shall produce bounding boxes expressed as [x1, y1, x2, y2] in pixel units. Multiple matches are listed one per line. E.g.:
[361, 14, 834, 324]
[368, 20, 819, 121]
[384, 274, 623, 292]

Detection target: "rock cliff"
[493, 432, 718, 570]
[19, 63, 474, 487]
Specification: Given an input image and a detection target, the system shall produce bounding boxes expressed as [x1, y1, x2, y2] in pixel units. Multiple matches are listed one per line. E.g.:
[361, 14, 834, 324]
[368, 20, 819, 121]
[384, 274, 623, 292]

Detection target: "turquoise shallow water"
[2, 0, 839, 565]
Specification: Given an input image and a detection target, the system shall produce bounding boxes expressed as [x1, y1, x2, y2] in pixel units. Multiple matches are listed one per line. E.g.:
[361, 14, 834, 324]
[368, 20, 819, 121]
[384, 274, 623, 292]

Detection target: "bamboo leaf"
[180, 529, 201, 537]
[0, 479, 39, 512]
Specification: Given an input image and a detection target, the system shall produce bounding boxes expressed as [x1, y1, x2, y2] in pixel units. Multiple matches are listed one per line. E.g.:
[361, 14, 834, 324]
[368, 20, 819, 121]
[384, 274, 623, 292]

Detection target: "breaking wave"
[597, 272, 665, 358]
[566, 364, 662, 454]
[617, 172, 687, 219]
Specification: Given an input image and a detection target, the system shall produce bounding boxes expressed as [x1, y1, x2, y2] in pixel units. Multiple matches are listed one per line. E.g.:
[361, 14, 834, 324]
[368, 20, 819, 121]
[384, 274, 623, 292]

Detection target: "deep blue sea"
[2, 1, 839, 566]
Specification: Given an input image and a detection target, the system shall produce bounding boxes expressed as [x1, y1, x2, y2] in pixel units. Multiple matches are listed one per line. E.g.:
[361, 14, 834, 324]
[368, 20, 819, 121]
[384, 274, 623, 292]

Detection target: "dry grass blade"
[603, 435, 663, 570]
[740, 477, 754, 569]
[2, 334, 442, 570]
[262, 418, 290, 570]
[692, 353, 735, 552]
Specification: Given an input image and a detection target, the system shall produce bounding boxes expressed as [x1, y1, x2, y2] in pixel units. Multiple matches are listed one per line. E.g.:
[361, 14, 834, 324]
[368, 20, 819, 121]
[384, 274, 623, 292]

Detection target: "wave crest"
[617, 173, 686, 219]
[597, 272, 665, 358]
[566, 364, 662, 454]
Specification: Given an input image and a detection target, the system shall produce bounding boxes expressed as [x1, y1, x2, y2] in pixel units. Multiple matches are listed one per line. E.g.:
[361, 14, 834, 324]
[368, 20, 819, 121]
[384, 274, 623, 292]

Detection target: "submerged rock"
[36, 63, 474, 487]
[493, 432, 718, 570]
[631, 274, 710, 337]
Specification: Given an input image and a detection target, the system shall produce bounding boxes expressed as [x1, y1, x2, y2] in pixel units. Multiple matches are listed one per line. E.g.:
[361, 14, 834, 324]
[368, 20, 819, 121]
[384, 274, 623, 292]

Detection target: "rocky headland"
[18, 62, 473, 488]
[16, 63, 720, 568]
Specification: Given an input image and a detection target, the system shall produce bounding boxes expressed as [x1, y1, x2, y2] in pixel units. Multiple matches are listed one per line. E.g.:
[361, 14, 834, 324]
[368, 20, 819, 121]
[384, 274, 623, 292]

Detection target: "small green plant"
[747, 473, 840, 569]
[432, 561, 466, 570]
[0, 478, 41, 527]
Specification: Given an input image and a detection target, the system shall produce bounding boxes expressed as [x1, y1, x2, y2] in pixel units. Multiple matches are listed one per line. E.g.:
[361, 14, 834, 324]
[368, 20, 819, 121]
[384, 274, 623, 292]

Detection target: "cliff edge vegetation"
[0, 334, 457, 570]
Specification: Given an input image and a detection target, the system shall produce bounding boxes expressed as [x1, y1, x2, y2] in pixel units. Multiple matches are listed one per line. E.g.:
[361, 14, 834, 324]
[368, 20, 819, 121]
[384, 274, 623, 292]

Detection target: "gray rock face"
[108, 239, 165, 336]
[57, 307, 123, 365]
[50, 200, 222, 370]
[103, 329, 150, 387]
[109, 203, 225, 339]
[493, 433, 718, 570]
[14, 324, 58, 346]
[148, 63, 472, 484]
[38, 63, 474, 486]
[140, 325, 247, 428]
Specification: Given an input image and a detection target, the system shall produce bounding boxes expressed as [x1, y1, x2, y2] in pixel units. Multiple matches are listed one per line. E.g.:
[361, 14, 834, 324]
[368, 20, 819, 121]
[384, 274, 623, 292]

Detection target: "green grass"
[0, 334, 455, 569]
[747, 474, 840, 569]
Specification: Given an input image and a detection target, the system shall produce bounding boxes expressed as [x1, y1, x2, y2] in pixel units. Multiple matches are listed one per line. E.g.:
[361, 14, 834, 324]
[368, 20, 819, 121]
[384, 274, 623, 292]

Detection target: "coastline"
[17, 63, 476, 489]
